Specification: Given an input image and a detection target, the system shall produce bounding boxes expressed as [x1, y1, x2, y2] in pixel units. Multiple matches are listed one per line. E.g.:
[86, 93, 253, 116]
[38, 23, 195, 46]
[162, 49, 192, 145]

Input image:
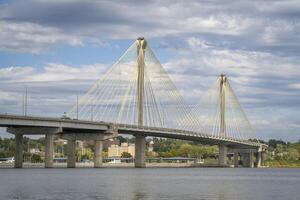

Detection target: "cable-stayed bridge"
[0, 38, 267, 168]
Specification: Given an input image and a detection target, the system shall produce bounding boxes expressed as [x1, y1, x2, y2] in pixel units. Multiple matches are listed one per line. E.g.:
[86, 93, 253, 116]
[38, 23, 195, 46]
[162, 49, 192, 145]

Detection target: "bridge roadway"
[0, 114, 267, 168]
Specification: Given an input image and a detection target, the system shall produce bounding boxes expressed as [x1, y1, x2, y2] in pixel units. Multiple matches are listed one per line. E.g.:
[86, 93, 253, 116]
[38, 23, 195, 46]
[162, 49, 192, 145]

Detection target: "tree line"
[1, 137, 300, 166]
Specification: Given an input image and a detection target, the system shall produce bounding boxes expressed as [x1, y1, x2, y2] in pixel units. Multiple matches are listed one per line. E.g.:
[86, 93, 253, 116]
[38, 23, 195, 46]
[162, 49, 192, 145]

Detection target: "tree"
[287, 148, 300, 160]
[178, 144, 193, 157]
[269, 139, 286, 148]
[102, 151, 108, 158]
[31, 154, 43, 163]
[117, 136, 128, 143]
[121, 152, 132, 158]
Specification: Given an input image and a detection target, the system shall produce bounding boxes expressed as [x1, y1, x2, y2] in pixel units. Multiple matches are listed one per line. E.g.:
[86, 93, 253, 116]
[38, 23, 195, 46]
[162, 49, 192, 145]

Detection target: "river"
[0, 168, 299, 200]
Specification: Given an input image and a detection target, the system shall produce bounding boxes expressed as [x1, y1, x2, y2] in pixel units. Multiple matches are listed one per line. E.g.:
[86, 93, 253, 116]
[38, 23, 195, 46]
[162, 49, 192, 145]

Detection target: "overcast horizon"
[0, 0, 300, 141]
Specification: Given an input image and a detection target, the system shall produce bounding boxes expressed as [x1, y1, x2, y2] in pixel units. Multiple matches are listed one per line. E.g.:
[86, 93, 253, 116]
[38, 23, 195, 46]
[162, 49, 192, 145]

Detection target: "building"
[103, 139, 120, 149]
[148, 140, 154, 152]
[29, 148, 41, 154]
[108, 143, 135, 158]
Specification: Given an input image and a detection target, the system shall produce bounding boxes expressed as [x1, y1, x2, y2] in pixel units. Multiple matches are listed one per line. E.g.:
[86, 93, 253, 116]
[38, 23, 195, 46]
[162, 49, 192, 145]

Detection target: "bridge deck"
[0, 114, 265, 149]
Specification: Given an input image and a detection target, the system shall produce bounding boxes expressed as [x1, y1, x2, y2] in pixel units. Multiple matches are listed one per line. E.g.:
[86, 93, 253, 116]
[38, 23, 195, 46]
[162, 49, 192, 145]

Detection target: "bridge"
[0, 37, 267, 168]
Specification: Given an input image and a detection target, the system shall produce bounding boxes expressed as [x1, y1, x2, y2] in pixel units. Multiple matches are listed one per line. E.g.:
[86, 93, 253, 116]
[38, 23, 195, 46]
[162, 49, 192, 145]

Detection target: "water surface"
[0, 168, 299, 200]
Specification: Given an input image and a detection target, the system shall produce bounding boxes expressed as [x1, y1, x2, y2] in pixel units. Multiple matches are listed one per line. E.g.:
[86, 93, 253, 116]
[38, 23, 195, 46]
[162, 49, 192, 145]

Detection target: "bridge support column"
[135, 135, 146, 168]
[234, 151, 239, 168]
[256, 151, 262, 168]
[261, 151, 265, 166]
[249, 151, 254, 168]
[67, 140, 76, 168]
[242, 151, 254, 168]
[94, 140, 103, 168]
[15, 134, 23, 168]
[218, 144, 227, 166]
[241, 153, 248, 167]
[45, 134, 54, 168]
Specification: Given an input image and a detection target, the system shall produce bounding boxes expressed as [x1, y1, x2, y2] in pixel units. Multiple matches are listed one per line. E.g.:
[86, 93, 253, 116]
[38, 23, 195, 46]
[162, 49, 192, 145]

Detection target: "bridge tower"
[220, 74, 226, 137]
[218, 74, 228, 166]
[135, 37, 147, 168]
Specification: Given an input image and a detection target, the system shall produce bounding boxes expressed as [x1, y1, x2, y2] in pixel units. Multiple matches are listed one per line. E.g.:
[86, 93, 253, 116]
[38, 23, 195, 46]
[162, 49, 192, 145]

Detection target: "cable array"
[68, 41, 199, 130]
[188, 76, 256, 140]
[68, 39, 255, 141]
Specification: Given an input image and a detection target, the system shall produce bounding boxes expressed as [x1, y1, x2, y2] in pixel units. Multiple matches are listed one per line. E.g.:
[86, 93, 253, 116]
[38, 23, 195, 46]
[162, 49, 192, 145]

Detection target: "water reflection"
[133, 192, 147, 200]
[0, 168, 299, 200]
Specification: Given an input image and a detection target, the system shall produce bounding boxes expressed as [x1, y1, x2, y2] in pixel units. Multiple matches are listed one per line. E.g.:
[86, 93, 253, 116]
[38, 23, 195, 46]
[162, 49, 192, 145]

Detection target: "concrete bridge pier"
[7, 127, 62, 168]
[256, 151, 262, 167]
[218, 143, 228, 166]
[241, 151, 254, 168]
[45, 134, 54, 168]
[234, 151, 239, 167]
[94, 140, 103, 168]
[67, 139, 76, 168]
[261, 151, 265, 166]
[135, 135, 146, 168]
[249, 151, 254, 168]
[15, 134, 23, 168]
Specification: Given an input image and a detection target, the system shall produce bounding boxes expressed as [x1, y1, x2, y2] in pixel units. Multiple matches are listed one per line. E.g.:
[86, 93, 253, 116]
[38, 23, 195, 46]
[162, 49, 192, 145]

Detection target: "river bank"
[265, 160, 300, 168]
[2, 162, 300, 168]
[0, 162, 193, 168]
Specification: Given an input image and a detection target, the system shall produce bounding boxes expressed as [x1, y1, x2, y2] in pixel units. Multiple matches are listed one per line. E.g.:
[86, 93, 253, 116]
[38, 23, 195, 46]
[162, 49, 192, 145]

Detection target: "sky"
[0, 0, 299, 141]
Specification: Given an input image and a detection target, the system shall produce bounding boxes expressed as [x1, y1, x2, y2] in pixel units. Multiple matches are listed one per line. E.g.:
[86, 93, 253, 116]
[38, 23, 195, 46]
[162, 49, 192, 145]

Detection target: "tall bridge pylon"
[68, 37, 200, 167]
[135, 37, 146, 168]
[68, 38, 199, 131]
[188, 74, 256, 141]
[219, 74, 226, 137]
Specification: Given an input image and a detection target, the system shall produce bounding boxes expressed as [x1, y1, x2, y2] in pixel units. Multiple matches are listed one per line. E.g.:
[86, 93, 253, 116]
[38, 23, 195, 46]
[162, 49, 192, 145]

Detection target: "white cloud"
[0, 21, 83, 54]
[0, 0, 298, 50]
[0, 63, 110, 117]
[261, 20, 300, 45]
[289, 83, 300, 89]
[187, 37, 212, 49]
[0, 63, 107, 83]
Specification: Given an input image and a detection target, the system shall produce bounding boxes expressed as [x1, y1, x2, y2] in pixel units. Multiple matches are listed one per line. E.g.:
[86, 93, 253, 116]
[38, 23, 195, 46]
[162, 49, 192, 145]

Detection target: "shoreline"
[0, 162, 285, 168]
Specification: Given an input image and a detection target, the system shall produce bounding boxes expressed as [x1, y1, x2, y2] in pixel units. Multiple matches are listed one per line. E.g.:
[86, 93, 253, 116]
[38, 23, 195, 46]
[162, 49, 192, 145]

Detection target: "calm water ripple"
[0, 168, 299, 200]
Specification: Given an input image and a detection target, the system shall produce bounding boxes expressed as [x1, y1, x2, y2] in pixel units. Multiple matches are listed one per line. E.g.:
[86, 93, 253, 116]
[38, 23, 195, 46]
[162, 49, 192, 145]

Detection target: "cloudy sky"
[0, 0, 299, 141]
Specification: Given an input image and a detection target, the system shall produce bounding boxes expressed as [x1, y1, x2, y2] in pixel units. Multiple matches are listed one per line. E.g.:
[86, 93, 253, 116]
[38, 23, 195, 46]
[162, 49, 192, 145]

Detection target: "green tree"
[121, 152, 132, 158]
[287, 148, 300, 160]
[178, 144, 193, 157]
[31, 154, 43, 163]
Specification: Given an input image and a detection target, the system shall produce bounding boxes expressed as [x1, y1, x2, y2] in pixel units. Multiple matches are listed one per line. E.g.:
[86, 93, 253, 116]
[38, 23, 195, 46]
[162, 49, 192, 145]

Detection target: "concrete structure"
[218, 75, 228, 166]
[0, 114, 267, 168]
[135, 37, 147, 168]
[256, 151, 262, 167]
[67, 140, 76, 168]
[234, 151, 239, 167]
[14, 134, 23, 168]
[135, 135, 146, 168]
[45, 134, 54, 168]
[1, 115, 117, 168]
[94, 140, 103, 168]
[219, 74, 226, 138]
[227, 148, 263, 168]
[241, 152, 254, 168]
[218, 143, 228, 166]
